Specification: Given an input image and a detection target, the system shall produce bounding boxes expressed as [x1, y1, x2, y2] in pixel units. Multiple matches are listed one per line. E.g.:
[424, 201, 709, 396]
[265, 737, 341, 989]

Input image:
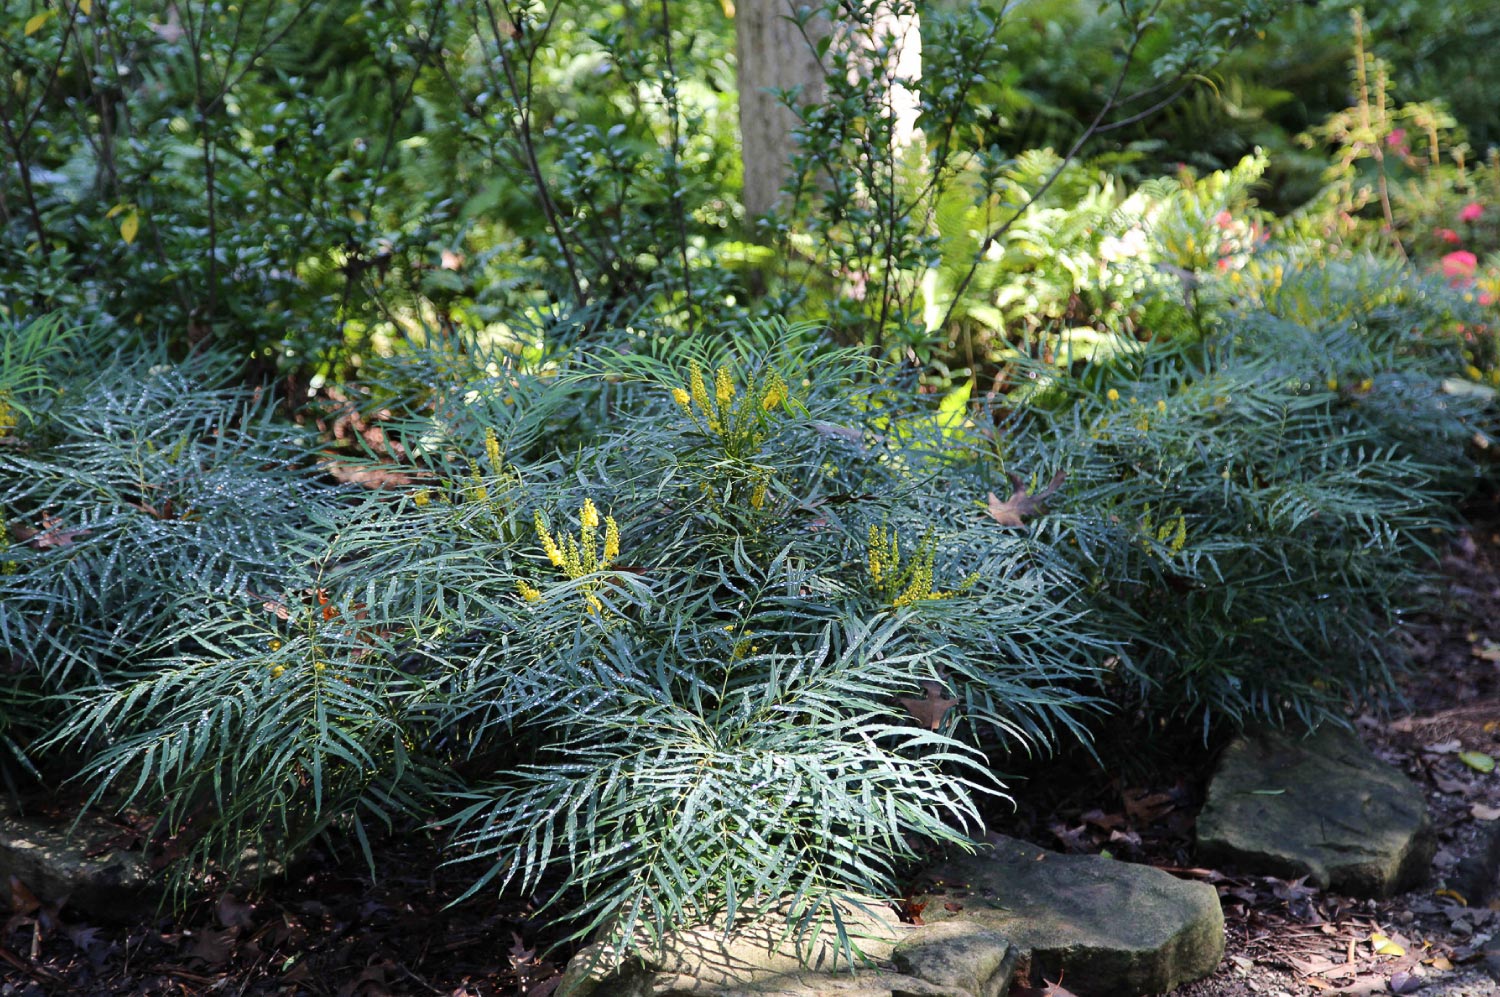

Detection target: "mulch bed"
[9, 495, 1500, 997]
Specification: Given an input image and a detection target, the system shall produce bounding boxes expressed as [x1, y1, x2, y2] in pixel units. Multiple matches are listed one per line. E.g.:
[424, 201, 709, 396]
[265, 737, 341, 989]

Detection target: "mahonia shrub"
[999, 253, 1486, 730]
[56, 331, 1107, 951]
[2, 339, 344, 771]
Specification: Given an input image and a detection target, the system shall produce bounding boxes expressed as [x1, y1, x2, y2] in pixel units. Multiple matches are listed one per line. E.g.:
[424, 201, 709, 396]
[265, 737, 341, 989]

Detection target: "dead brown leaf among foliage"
[986, 470, 1066, 527]
[899, 680, 959, 730]
[9, 511, 90, 548]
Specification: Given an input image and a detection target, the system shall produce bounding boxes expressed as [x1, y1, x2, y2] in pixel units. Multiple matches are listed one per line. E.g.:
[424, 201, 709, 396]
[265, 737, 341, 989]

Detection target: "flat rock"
[558, 896, 910, 997]
[912, 835, 1224, 997]
[890, 921, 1018, 997]
[1196, 725, 1435, 897]
[0, 811, 152, 920]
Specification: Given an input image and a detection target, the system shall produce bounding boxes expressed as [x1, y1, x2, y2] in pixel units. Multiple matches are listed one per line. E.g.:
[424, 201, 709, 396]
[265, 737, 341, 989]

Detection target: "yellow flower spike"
[580, 498, 600, 531]
[715, 365, 735, 405]
[535, 511, 566, 568]
[749, 481, 768, 509]
[672, 387, 692, 410]
[1169, 512, 1188, 556]
[517, 580, 542, 603]
[585, 593, 603, 615]
[603, 516, 620, 562]
[564, 535, 584, 576]
[762, 371, 787, 411]
[689, 360, 711, 414]
[467, 461, 488, 503]
[484, 427, 503, 475]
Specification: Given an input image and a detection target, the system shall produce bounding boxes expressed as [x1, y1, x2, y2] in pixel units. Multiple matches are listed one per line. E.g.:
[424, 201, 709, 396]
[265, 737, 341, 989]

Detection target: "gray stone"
[711, 969, 973, 996]
[1196, 725, 1435, 897]
[891, 922, 1018, 997]
[0, 811, 152, 920]
[558, 897, 910, 997]
[912, 835, 1225, 997]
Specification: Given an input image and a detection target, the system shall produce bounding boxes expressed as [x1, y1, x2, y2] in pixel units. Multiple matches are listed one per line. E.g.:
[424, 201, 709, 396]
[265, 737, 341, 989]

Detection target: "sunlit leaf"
[1459, 750, 1496, 773]
[24, 10, 55, 35]
[120, 210, 139, 244]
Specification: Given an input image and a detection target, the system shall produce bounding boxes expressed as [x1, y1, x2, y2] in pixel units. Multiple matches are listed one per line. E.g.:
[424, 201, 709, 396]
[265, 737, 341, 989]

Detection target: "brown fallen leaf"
[216, 892, 255, 930]
[985, 470, 1066, 527]
[1011, 973, 1079, 997]
[7, 877, 38, 916]
[898, 680, 959, 730]
[11, 511, 91, 549]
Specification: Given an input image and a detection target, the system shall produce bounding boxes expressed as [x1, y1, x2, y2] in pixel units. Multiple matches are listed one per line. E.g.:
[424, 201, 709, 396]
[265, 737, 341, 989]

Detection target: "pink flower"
[1482, 291, 1496, 306]
[1461, 203, 1485, 223]
[1436, 228, 1461, 244]
[1214, 211, 1234, 230]
[1442, 251, 1479, 279]
[1385, 129, 1406, 148]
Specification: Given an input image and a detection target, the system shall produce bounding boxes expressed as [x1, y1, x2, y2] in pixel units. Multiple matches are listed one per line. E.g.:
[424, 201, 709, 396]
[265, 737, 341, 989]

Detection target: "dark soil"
[9, 497, 1500, 997]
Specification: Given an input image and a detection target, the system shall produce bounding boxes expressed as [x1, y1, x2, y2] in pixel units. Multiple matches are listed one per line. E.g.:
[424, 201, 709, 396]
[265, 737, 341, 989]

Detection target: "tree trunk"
[735, 0, 828, 225]
[735, 1, 921, 226]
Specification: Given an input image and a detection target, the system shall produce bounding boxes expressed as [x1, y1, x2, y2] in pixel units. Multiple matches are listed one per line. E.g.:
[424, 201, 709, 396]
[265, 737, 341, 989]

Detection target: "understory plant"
[1, 338, 344, 770]
[1000, 250, 1486, 730]
[50, 331, 1107, 953]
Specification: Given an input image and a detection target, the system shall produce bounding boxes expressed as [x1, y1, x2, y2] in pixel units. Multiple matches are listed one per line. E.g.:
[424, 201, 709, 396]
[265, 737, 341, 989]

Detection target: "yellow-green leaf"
[105, 203, 125, 220]
[24, 10, 55, 35]
[120, 210, 139, 245]
[1369, 933, 1405, 957]
[78, 0, 90, 14]
[1460, 750, 1496, 773]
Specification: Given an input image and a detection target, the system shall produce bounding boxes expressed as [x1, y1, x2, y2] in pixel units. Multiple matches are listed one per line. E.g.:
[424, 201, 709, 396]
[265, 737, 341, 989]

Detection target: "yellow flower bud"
[672, 387, 691, 409]
[603, 516, 620, 562]
[715, 365, 734, 404]
[1106, 389, 1120, 402]
[413, 489, 431, 506]
[535, 511, 565, 568]
[484, 426, 502, 475]
[689, 361, 711, 414]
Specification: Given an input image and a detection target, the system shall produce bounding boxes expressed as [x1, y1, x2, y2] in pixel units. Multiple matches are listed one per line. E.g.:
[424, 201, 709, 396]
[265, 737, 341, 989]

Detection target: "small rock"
[0, 812, 152, 921]
[890, 921, 1016, 997]
[557, 896, 908, 997]
[1196, 725, 1435, 897]
[913, 834, 1224, 996]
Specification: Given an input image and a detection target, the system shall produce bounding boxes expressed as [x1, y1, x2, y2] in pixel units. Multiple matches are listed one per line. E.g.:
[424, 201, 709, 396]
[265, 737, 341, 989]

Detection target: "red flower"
[1461, 202, 1485, 223]
[1436, 228, 1462, 244]
[1442, 251, 1479, 279]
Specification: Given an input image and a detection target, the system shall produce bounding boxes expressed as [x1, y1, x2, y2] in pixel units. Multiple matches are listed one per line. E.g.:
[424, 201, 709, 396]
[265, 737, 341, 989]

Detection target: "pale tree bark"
[735, 0, 828, 224]
[735, 1, 921, 226]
